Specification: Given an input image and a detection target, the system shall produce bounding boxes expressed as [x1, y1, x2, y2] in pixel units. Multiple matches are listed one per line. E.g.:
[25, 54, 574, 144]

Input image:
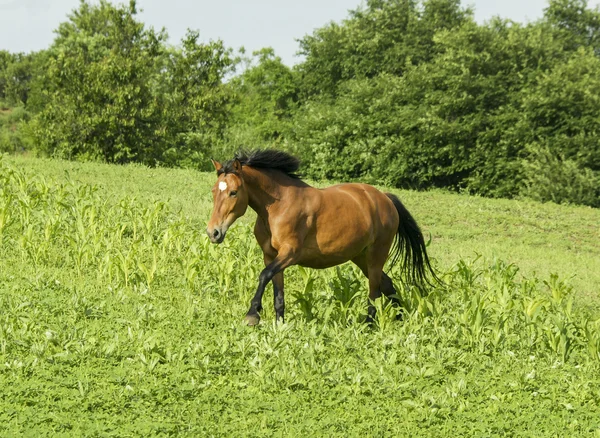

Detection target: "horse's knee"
[258, 267, 275, 287]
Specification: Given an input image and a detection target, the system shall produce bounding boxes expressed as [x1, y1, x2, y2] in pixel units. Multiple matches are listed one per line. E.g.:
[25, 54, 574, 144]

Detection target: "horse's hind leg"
[352, 247, 388, 323]
[366, 263, 383, 323]
[272, 271, 285, 322]
[380, 273, 403, 320]
[352, 227, 404, 322]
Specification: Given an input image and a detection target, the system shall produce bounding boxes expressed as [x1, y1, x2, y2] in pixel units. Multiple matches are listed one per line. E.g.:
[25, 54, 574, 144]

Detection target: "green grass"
[10, 155, 600, 310]
[1, 155, 600, 436]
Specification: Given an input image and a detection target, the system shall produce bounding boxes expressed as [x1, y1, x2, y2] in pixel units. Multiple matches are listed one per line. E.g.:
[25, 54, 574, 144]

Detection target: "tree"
[0, 50, 14, 103]
[30, 0, 167, 163]
[30, 0, 235, 167]
[226, 48, 298, 145]
[544, 0, 600, 52]
[1, 51, 47, 108]
[289, 0, 600, 207]
[160, 30, 235, 168]
[296, 0, 471, 98]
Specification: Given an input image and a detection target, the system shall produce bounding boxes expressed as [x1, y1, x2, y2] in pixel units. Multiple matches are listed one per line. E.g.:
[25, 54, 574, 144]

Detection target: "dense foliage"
[1, 0, 599, 206]
[289, 0, 600, 207]
[1, 1, 234, 168]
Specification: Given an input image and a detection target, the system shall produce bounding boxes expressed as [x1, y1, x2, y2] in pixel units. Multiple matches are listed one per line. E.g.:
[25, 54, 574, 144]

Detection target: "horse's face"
[206, 159, 249, 244]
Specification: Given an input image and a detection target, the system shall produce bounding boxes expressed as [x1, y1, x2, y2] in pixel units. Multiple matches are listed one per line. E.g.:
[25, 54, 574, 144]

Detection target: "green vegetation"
[2, 0, 600, 206]
[1, 155, 599, 435]
[1, 1, 599, 432]
[290, 0, 600, 206]
[29, 2, 234, 167]
[0, 105, 28, 155]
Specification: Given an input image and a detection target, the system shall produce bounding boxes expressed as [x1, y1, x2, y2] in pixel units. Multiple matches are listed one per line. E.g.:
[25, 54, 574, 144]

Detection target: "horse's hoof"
[244, 314, 260, 326]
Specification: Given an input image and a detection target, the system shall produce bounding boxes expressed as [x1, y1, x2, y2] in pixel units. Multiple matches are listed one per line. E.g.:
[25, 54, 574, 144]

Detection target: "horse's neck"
[243, 168, 289, 219]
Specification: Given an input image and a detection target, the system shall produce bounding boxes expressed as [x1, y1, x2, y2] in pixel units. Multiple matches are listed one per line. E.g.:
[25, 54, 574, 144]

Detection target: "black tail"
[386, 193, 439, 287]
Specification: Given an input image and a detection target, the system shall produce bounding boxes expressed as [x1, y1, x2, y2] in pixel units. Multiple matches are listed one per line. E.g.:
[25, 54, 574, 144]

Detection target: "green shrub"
[521, 143, 600, 207]
[29, 1, 234, 168]
[0, 105, 32, 154]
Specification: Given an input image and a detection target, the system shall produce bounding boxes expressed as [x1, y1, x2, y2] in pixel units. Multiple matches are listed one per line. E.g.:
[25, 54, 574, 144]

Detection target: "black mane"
[219, 149, 302, 179]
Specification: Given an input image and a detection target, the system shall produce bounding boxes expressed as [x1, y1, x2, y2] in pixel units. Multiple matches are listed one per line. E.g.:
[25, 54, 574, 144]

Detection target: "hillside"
[1, 155, 599, 435]
[9, 155, 600, 309]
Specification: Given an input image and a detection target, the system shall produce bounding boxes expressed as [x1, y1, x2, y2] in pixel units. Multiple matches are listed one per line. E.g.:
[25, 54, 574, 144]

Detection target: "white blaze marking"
[218, 181, 227, 192]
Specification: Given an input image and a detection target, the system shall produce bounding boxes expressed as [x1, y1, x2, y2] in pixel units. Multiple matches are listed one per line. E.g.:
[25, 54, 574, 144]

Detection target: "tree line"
[1, 0, 599, 207]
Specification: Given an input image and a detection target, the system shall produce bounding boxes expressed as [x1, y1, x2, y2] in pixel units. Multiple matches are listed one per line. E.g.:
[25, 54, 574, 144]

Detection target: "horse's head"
[206, 158, 249, 244]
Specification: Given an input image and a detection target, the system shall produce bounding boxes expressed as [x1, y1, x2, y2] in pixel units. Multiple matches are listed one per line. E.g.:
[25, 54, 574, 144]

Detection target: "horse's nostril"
[213, 229, 220, 238]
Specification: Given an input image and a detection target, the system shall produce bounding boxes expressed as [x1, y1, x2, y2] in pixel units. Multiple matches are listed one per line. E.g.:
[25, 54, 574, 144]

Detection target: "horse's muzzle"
[206, 227, 226, 244]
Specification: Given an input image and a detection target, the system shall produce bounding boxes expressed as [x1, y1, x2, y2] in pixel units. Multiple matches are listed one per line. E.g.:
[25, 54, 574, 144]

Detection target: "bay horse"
[206, 149, 437, 325]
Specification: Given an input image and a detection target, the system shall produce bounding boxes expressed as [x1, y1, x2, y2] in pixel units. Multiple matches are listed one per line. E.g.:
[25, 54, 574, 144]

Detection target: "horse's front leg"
[245, 246, 296, 326]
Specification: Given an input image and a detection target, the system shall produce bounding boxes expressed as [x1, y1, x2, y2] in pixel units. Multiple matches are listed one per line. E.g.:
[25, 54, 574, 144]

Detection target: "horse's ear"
[211, 158, 222, 173]
[233, 159, 242, 174]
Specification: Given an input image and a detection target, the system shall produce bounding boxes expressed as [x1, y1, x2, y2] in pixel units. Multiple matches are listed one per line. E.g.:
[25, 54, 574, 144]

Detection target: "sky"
[1, 0, 600, 66]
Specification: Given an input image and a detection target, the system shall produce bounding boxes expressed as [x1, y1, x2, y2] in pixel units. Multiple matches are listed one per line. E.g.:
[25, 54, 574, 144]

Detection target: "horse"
[206, 149, 437, 325]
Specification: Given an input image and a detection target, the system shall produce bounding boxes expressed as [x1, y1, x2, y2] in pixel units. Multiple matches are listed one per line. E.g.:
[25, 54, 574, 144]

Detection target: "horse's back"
[292, 183, 398, 265]
[319, 183, 398, 227]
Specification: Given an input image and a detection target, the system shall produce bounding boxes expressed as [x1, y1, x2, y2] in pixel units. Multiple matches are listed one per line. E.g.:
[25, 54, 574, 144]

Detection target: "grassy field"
[1, 155, 600, 436]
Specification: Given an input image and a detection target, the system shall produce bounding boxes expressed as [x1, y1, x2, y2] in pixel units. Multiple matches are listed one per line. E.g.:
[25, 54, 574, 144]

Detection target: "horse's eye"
[230, 190, 237, 197]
